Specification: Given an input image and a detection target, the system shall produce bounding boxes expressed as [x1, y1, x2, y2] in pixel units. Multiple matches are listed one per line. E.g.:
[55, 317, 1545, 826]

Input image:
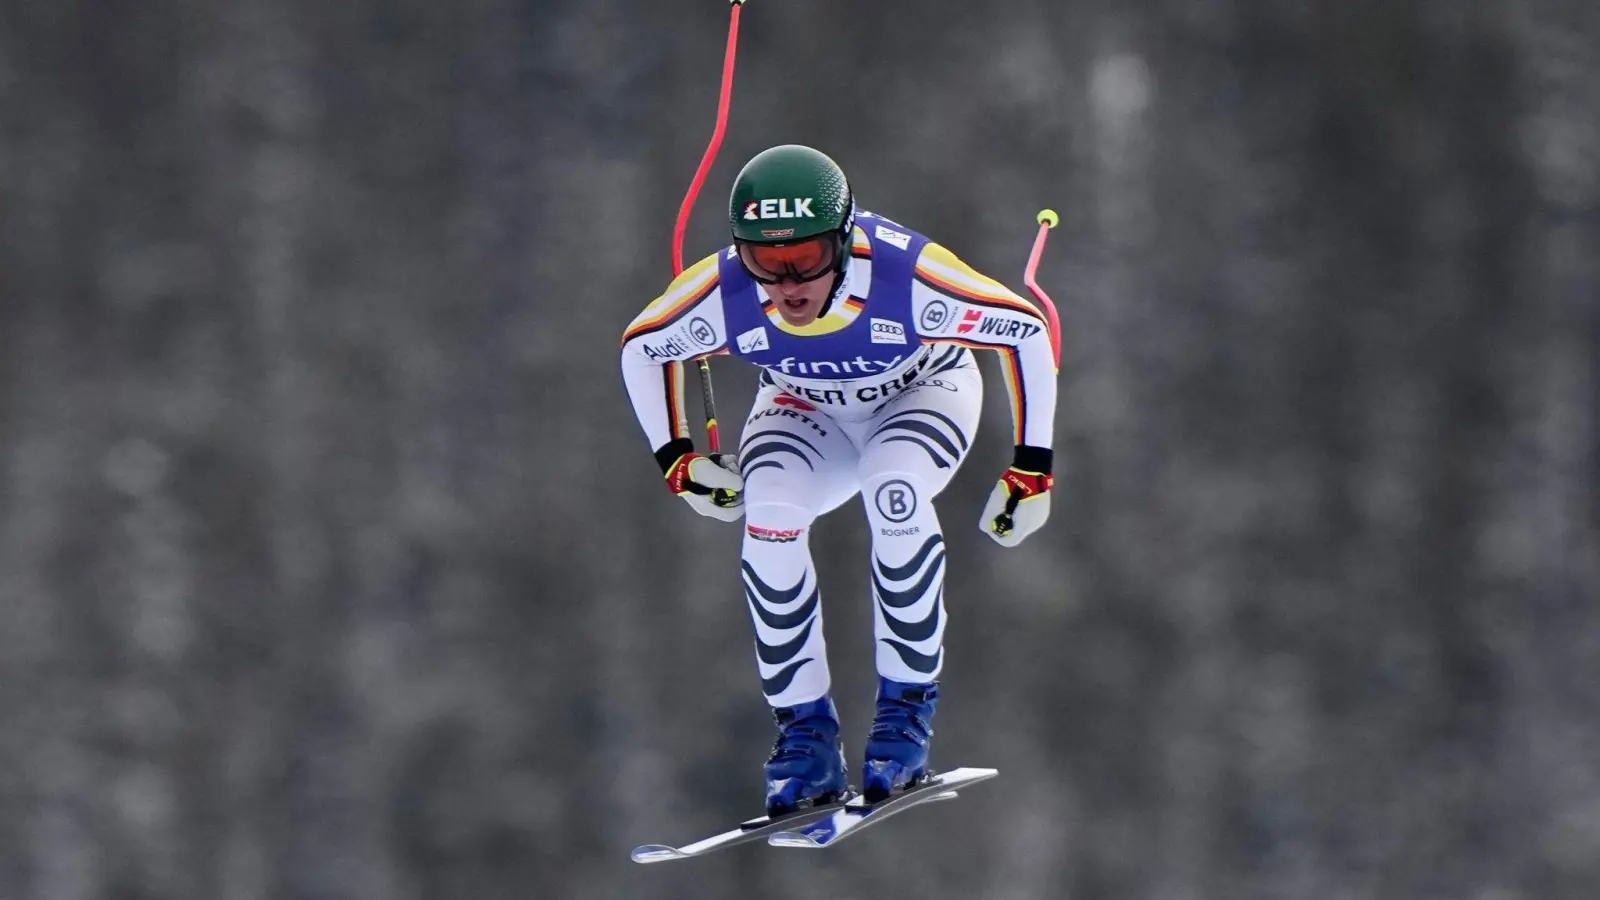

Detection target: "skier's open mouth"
[782, 297, 809, 311]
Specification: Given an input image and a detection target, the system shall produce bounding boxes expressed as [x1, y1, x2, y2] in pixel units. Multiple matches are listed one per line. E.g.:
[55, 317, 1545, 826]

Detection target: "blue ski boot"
[861, 677, 939, 803]
[765, 696, 849, 817]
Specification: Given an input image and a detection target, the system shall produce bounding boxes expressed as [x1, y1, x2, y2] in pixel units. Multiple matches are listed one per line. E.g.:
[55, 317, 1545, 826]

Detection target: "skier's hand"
[979, 446, 1053, 547]
[662, 445, 744, 522]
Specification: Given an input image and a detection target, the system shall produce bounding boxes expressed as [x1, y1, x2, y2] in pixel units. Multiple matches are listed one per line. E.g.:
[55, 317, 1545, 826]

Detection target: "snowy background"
[1, 1, 1598, 898]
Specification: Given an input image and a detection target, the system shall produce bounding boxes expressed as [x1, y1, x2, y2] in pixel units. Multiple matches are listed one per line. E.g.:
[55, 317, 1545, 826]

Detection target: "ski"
[767, 766, 997, 849]
[631, 795, 859, 864]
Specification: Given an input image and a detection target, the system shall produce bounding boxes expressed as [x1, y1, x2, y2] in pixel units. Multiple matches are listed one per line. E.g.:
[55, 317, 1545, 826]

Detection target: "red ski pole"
[1023, 208, 1062, 367]
[672, 0, 747, 462]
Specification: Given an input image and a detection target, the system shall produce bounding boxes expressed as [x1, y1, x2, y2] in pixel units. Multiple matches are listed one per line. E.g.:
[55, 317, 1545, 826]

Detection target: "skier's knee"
[743, 465, 826, 514]
[744, 499, 816, 533]
[858, 446, 951, 499]
[860, 470, 934, 528]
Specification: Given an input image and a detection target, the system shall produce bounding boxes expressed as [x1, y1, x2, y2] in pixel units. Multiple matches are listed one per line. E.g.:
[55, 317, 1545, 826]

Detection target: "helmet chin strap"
[816, 207, 856, 317]
[816, 255, 851, 317]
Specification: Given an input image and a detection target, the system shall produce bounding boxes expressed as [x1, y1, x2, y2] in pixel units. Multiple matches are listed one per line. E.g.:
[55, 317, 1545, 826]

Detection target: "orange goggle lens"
[738, 235, 839, 284]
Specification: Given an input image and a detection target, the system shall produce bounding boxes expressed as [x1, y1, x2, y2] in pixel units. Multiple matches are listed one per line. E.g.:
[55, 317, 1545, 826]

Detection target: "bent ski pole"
[992, 209, 1063, 536]
[671, 0, 748, 507]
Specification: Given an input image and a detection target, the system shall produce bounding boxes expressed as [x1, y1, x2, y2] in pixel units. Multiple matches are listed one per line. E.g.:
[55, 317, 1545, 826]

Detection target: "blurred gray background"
[2, 1, 1597, 898]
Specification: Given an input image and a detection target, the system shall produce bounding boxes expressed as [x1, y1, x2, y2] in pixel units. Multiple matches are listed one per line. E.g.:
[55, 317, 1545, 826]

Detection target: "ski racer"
[620, 144, 1059, 813]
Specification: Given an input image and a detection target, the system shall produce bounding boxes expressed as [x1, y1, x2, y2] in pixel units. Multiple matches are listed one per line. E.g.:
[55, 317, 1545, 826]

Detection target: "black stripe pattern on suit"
[867, 407, 971, 470]
[742, 561, 820, 696]
[872, 534, 946, 676]
[739, 429, 823, 477]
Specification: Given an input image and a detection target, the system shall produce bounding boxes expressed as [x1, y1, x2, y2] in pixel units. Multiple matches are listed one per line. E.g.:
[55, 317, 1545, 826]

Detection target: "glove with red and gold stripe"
[656, 438, 744, 522]
[980, 445, 1053, 547]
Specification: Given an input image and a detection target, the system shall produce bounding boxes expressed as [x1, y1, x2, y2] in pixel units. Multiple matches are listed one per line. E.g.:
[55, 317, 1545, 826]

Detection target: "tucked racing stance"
[620, 145, 1059, 814]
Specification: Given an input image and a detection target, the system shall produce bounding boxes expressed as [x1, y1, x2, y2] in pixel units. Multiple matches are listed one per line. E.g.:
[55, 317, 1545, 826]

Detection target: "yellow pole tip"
[1037, 209, 1059, 228]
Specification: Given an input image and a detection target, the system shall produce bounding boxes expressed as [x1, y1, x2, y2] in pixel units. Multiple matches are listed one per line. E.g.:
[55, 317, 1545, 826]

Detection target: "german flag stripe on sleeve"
[914, 243, 1044, 319]
[662, 361, 687, 440]
[999, 346, 1027, 444]
[932, 339, 1028, 443]
[622, 253, 721, 346]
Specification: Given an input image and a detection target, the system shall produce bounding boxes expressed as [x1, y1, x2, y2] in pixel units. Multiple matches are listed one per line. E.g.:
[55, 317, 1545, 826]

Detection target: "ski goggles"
[736, 233, 842, 285]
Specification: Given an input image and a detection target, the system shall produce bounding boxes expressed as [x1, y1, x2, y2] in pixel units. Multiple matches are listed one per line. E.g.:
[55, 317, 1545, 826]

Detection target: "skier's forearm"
[997, 324, 1057, 450]
[620, 348, 690, 451]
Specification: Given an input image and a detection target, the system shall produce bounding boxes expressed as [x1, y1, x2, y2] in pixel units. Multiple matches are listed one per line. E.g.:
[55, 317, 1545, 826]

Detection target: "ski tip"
[933, 766, 999, 785]
[768, 832, 824, 849]
[630, 844, 687, 864]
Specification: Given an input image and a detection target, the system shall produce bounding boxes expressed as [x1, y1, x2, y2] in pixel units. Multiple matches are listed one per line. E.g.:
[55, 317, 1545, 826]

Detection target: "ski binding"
[767, 766, 997, 849]
[632, 795, 855, 864]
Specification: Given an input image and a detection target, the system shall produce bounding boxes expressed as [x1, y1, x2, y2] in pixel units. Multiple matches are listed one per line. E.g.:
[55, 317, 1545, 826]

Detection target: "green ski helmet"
[728, 145, 854, 284]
